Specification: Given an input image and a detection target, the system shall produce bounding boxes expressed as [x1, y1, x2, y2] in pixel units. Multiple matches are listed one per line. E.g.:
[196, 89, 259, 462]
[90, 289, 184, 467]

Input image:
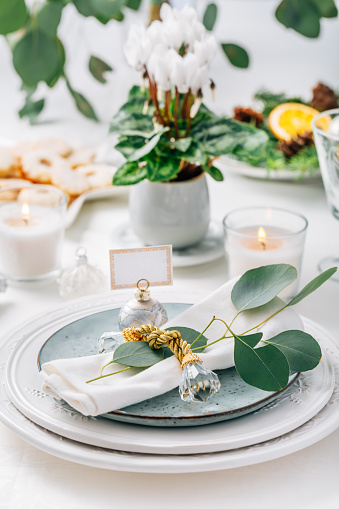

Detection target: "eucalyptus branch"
[86, 366, 132, 384]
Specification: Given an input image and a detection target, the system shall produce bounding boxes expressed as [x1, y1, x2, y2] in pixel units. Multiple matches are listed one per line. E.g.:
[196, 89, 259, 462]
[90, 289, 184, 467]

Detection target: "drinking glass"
[312, 109, 339, 281]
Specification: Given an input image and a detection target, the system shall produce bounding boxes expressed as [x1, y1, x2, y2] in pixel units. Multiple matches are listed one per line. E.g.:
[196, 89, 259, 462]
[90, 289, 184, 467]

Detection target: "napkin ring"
[122, 324, 201, 368]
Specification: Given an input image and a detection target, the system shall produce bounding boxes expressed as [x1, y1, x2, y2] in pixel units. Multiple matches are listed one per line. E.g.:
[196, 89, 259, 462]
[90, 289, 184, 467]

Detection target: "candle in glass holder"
[223, 207, 308, 298]
[0, 185, 67, 281]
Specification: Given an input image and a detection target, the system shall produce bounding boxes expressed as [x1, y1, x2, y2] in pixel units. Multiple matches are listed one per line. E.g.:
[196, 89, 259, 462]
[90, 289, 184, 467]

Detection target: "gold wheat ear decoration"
[122, 325, 202, 369]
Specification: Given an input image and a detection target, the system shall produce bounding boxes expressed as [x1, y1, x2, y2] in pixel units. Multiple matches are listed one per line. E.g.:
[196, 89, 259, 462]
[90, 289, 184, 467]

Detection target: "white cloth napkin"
[41, 278, 303, 416]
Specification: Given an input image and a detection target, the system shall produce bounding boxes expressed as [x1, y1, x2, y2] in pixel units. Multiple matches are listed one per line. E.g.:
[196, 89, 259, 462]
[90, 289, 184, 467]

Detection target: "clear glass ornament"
[179, 362, 221, 403]
[58, 247, 106, 300]
[118, 279, 167, 330]
[97, 331, 124, 354]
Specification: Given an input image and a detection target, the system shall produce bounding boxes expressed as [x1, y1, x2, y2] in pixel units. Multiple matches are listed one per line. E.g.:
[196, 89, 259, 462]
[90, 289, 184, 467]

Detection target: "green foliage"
[36, 2, 63, 37]
[164, 327, 208, 358]
[221, 43, 250, 68]
[264, 330, 322, 372]
[275, 0, 337, 38]
[111, 86, 269, 185]
[0, 0, 27, 35]
[19, 96, 45, 124]
[89, 55, 113, 83]
[66, 78, 99, 121]
[13, 30, 60, 87]
[234, 334, 290, 391]
[287, 267, 337, 306]
[203, 3, 218, 31]
[231, 264, 297, 312]
[112, 341, 164, 367]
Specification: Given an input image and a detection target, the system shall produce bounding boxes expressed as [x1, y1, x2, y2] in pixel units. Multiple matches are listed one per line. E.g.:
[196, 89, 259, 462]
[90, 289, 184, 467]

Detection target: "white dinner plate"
[2, 290, 336, 456]
[0, 313, 338, 472]
[215, 156, 321, 181]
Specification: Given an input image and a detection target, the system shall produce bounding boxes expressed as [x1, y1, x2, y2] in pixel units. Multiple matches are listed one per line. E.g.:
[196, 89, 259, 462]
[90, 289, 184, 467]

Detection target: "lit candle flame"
[21, 202, 30, 226]
[258, 226, 266, 250]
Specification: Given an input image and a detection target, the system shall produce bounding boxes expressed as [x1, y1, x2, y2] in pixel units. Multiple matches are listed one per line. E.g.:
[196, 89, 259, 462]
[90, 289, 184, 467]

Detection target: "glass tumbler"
[312, 108, 339, 280]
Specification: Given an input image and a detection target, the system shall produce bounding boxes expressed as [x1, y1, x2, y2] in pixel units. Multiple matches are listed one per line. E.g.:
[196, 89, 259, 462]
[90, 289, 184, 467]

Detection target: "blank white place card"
[109, 245, 173, 289]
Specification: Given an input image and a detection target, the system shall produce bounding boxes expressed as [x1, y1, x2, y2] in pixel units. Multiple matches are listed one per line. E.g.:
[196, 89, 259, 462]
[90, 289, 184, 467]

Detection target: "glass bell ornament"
[58, 247, 106, 300]
[118, 279, 167, 330]
[179, 360, 220, 403]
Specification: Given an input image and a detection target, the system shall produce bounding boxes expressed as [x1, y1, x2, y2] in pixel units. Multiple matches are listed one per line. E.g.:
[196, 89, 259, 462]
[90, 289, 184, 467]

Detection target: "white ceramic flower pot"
[129, 174, 210, 249]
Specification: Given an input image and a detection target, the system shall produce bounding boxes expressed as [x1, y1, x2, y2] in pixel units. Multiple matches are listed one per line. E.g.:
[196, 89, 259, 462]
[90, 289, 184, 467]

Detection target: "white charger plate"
[0, 314, 338, 472]
[2, 290, 336, 457]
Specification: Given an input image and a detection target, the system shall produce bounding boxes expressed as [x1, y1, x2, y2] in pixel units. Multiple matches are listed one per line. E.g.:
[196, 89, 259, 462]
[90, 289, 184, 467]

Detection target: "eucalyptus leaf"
[0, 0, 27, 35]
[264, 330, 322, 372]
[13, 30, 60, 87]
[287, 267, 337, 307]
[113, 161, 147, 186]
[46, 38, 65, 88]
[221, 43, 249, 68]
[19, 96, 45, 124]
[275, 0, 321, 38]
[203, 3, 218, 31]
[232, 264, 297, 312]
[89, 0, 125, 17]
[112, 341, 164, 367]
[234, 334, 290, 391]
[67, 85, 98, 121]
[89, 55, 113, 83]
[37, 2, 63, 37]
[310, 0, 338, 18]
[164, 327, 208, 358]
[125, 0, 143, 10]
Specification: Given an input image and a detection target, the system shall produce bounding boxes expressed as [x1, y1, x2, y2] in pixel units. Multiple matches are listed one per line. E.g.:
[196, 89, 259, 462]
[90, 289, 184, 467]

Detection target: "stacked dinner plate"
[1, 289, 338, 473]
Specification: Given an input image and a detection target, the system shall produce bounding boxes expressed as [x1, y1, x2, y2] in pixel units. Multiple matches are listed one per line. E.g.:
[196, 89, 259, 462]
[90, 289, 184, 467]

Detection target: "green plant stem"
[190, 316, 216, 347]
[165, 89, 171, 123]
[174, 87, 180, 138]
[86, 366, 132, 384]
[145, 68, 165, 126]
[240, 305, 287, 336]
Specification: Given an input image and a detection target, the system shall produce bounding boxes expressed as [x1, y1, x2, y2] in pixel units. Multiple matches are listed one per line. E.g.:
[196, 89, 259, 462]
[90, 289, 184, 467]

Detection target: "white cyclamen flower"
[194, 35, 218, 67]
[190, 64, 209, 95]
[147, 49, 177, 91]
[124, 24, 152, 71]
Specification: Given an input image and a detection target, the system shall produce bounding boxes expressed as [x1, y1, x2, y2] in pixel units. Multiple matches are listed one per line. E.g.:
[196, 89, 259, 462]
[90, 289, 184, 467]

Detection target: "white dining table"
[1, 2, 339, 505]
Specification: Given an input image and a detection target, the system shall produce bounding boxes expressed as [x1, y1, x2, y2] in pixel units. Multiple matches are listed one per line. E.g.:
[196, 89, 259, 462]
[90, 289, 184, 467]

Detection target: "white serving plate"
[2, 290, 336, 458]
[215, 156, 321, 181]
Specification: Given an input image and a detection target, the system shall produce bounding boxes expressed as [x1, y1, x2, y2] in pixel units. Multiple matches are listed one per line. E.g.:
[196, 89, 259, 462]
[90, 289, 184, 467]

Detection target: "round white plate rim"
[0, 316, 338, 473]
[2, 290, 336, 456]
[216, 156, 321, 181]
[112, 221, 225, 268]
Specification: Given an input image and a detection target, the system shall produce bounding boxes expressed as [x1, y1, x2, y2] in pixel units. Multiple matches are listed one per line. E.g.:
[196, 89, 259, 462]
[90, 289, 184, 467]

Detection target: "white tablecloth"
[0, 3, 339, 507]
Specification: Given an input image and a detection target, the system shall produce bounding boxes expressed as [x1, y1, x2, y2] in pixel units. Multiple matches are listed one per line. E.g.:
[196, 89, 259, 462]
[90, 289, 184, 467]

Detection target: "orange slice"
[268, 102, 329, 141]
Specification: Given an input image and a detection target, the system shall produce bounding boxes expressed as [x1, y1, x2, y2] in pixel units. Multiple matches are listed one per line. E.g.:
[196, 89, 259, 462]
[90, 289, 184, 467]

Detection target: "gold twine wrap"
[122, 325, 202, 369]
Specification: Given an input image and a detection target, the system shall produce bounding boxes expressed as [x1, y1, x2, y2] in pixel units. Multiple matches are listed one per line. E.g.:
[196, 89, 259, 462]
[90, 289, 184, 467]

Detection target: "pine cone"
[278, 132, 314, 159]
[233, 107, 264, 127]
[310, 82, 338, 111]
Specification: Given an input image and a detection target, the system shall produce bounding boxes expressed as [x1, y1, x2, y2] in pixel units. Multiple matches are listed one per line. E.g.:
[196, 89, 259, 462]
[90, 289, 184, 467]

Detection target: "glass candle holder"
[0, 185, 67, 282]
[223, 207, 308, 298]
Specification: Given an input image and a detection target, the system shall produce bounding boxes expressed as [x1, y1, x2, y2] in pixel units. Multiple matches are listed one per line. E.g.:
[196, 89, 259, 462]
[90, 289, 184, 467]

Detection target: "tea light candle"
[0, 185, 67, 281]
[223, 207, 308, 297]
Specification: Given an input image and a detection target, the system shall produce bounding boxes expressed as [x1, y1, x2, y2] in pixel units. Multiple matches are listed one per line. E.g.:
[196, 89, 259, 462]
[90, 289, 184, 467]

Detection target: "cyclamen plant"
[110, 4, 268, 185]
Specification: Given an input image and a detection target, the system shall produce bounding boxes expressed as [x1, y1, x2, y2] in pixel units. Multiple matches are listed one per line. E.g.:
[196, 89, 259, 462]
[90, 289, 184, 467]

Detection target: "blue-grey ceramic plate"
[38, 304, 298, 427]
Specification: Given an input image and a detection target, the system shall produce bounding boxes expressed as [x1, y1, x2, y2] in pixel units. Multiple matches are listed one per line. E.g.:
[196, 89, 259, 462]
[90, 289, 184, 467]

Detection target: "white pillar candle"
[223, 208, 308, 298]
[0, 186, 66, 281]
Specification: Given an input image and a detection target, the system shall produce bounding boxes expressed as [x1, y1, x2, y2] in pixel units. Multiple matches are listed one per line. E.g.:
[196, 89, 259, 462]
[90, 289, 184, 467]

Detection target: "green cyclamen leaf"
[0, 0, 27, 35]
[287, 267, 337, 307]
[113, 161, 147, 186]
[221, 43, 249, 68]
[127, 128, 169, 162]
[234, 334, 290, 391]
[202, 164, 224, 181]
[203, 3, 218, 31]
[112, 341, 164, 367]
[89, 55, 113, 84]
[164, 327, 208, 358]
[264, 330, 322, 372]
[231, 264, 297, 312]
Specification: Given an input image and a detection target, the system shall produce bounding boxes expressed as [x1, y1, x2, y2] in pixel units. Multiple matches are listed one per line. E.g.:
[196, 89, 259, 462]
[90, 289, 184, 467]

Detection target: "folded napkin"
[41, 278, 303, 416]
